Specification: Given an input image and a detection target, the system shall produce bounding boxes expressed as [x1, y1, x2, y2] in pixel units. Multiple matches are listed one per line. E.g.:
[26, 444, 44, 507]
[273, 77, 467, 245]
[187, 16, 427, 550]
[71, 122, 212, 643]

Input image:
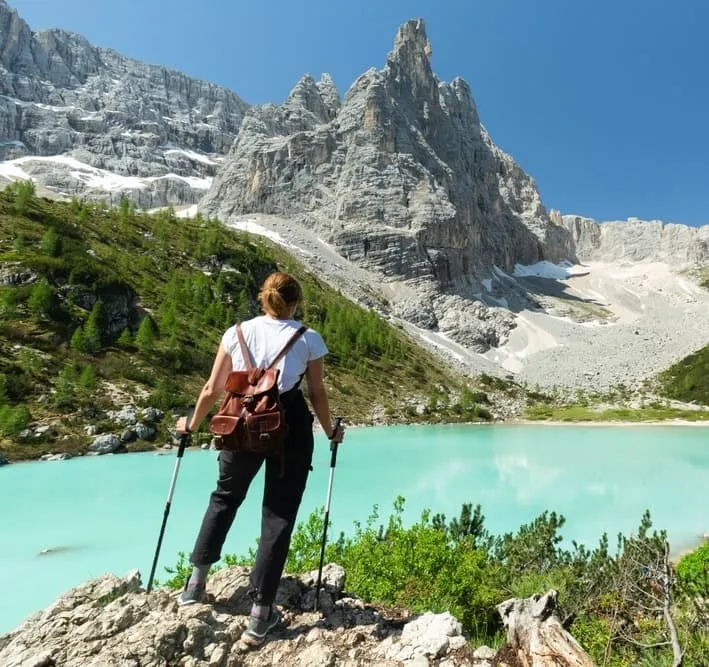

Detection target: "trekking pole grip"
[177, 406, 195, 457]
[329, 417, 342, 466]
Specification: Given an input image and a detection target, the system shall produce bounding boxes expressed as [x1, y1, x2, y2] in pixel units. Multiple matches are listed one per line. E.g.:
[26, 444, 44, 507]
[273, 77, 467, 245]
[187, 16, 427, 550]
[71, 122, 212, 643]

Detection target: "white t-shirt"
[221, 316, 328, 392]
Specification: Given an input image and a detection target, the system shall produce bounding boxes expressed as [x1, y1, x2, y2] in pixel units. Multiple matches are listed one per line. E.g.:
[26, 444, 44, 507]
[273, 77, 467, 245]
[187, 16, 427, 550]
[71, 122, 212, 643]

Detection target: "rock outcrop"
[0, 566, 476, 667]
[200, 19, 574, 348]
[561, 214, 709, 266]
[0, 566, 593, 667]
[0, 0, 249, 206]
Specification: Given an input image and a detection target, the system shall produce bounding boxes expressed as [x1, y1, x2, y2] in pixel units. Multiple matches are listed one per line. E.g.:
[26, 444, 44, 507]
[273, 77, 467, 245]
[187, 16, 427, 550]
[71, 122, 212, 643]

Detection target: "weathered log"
[494, 590, 595, 667]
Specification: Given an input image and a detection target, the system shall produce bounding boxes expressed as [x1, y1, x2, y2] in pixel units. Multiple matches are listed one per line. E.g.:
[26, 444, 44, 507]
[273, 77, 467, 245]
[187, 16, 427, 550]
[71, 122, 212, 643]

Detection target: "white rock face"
[562, 214, 709, 266]
[0, 0, 248, 206]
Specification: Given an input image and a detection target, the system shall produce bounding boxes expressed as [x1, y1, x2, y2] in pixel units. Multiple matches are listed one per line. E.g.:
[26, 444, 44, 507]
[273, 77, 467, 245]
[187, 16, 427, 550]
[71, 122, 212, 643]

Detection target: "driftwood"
[494, 590, 595, 667]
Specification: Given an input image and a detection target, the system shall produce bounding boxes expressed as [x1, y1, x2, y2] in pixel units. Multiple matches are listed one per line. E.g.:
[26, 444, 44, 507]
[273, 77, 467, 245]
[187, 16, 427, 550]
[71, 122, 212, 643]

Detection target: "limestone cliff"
[561, 214, 709, 265]
[0, 0, 248, 207]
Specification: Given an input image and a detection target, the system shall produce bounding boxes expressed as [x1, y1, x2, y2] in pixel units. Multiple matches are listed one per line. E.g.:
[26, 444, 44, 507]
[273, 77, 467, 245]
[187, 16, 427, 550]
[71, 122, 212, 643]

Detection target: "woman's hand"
[175, 417, 191, 434]
[330, 422, 345, 444]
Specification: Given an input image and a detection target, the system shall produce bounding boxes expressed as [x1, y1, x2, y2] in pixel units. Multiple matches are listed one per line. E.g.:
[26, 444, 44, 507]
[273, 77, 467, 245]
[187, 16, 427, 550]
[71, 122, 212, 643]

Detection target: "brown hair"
[257, 272, 303, 319]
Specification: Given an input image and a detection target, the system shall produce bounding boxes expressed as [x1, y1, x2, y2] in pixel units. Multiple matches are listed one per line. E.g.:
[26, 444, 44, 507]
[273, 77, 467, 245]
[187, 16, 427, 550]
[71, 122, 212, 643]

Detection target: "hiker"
[175, 271, 345, 646]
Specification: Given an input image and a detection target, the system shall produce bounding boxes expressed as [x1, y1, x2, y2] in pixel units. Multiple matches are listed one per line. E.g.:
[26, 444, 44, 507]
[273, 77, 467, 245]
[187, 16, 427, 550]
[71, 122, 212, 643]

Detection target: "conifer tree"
[84, 301, 103, 355]
[135, 315, 157, 353]
[77, 365, 97, 403]
[118, 328, 133, 347]
[40, 227, 62, 256]
[54, 364, 77, 408]
[70, 325, 87, 353]
[28, 280, 54, 316]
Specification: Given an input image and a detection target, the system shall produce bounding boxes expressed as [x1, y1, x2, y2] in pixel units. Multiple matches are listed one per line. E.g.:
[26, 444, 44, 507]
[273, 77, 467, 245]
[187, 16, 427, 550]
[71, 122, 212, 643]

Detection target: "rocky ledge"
[0, 564, 592, 667]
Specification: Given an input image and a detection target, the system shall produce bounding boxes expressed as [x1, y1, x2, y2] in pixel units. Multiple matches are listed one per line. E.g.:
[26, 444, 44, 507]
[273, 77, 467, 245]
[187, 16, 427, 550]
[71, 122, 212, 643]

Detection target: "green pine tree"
[77, 365, 97, 403]
[54, 364, 77, 408]
[12, 180, 35, 215]
[117, 328, 133, 347]
[28, 280, 54, 316]
[70, 325, 87, 353]
[40, 227, 62, 256]
[135, 315, 157, 353]
[84, 300, 104, 355]
[0, 373, 8, 406]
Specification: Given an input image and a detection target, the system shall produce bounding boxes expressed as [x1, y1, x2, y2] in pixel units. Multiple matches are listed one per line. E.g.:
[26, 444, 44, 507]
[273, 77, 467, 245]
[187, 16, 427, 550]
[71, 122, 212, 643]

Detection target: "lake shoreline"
[4, 417, 709, 464]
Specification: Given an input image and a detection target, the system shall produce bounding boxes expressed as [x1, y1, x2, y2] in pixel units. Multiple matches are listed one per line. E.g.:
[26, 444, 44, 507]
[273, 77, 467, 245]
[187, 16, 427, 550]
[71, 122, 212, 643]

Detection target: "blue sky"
[10, 0, 709, 226]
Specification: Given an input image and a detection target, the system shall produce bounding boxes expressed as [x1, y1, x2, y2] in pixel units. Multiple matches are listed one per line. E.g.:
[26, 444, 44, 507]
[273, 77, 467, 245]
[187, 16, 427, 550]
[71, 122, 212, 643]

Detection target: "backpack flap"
[209, 415, 240, 436]
[225, 368, 279, 396]
[244, 410, 282, 436]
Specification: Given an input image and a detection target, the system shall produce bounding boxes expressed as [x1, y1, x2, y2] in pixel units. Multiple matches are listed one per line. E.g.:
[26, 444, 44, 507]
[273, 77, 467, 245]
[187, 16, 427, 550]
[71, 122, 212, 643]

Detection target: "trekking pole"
[146, 406, 194, 593]
[314, 417, 342, 611]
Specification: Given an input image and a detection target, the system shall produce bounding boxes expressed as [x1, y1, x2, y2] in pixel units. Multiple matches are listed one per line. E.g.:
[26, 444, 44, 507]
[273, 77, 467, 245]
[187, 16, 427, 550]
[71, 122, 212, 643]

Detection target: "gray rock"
[562, 214, 709, 266]
[0, 452, 8, 465]
[84, 424, 99, 436]
[40, 453, 71, 462]
[381, 611, 465, 662]
[109, 405, 137, 426]
[88, 434, 121, 454]
[33, 424, 56, 439]
[473, 645, 496, 660]
[141, 407, 164, 423]
[0, 262, 38, 286]
[120, 427, 137, 443]
[0, 1, 249, 207]
[134, 422, 156, 441]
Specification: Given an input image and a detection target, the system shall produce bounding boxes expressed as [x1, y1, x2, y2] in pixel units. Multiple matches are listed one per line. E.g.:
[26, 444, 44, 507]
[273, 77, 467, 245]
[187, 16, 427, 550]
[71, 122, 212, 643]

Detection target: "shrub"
[135, 315, 157, 353]
[676, 540, 709, 598]
[0, 404, 31, 436]
[40, 227, 62, 256]
[11, 180, 36, 215]
[28, 280, 54, 316]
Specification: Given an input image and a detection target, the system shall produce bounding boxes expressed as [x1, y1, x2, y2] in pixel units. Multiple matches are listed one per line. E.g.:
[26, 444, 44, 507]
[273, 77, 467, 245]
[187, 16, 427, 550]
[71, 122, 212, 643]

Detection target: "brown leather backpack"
[209, 324, 307, 471]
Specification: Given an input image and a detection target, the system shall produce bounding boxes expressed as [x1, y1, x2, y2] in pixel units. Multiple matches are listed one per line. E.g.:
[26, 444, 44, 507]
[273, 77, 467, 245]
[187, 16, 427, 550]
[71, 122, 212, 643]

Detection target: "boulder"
[88, 434, 121, 455]
[141, 407, 164, 423]
[120, 428, 137, 443]
[134, 423, 156, 441]
[109, 405, 137, 426]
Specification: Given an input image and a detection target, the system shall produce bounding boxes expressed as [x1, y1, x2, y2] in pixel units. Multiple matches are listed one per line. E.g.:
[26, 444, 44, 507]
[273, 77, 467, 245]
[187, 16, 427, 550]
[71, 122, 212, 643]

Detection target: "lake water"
[1, 424, 708, 634]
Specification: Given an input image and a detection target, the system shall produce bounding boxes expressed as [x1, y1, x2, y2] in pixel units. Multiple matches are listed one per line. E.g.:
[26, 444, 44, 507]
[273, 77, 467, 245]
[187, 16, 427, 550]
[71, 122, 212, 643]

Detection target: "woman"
[175, 271, 344, 647]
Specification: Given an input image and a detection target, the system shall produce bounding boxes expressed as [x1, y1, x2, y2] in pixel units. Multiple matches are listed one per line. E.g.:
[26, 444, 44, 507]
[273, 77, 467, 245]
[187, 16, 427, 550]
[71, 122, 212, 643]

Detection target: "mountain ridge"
[0, 0, 249, 207]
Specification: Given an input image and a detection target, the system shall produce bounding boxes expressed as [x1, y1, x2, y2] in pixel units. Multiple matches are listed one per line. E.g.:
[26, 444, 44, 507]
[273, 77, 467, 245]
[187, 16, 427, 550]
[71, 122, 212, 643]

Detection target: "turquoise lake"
[1, 424, 708, 634]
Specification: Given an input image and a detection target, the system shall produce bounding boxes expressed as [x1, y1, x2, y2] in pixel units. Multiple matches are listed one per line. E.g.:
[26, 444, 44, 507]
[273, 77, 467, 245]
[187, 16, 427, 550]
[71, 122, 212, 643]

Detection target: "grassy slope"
[0, 189, 495, 461]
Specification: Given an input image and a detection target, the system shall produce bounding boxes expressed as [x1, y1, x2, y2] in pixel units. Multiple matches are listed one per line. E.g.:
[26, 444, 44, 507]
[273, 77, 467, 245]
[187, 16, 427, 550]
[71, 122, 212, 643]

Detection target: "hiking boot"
[177, 582, 205, 606]
[239, 607, 281, 647]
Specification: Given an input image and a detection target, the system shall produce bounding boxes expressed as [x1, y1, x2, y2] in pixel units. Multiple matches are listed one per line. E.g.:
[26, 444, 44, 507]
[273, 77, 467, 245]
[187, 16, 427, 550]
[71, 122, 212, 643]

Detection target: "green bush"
[676, 540, 709, 598]
[40, 227, 62, 256]
[0, 404, 31, 436]
[27, 280, 54, 316]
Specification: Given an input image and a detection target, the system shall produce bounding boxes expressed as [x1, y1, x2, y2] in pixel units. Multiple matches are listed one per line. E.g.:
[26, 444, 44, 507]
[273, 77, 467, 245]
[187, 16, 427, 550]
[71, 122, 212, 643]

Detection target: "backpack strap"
[267, 326, 307, 370]
[235, 324, 255, 370]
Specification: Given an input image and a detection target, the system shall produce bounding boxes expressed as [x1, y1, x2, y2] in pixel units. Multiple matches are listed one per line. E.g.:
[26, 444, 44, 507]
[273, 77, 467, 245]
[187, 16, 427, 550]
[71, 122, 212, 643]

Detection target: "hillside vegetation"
[0, 183, 495, 461]
[163, 500, 709, 666]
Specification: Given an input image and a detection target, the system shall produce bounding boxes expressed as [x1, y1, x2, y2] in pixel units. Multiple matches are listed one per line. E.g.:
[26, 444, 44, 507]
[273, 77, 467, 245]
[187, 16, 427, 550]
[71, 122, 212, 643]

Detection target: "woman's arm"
[305, 357, 344, 442]
[176, 343, 232, 433]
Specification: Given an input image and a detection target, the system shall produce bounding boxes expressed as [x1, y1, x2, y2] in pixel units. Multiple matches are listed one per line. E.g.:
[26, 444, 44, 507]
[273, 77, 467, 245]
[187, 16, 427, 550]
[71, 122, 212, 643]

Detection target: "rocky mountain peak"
[389, 18, 433, 66]
[0, 0, 249, 207]
[285, 73, 335, 123]
[200, 18, 574, 350]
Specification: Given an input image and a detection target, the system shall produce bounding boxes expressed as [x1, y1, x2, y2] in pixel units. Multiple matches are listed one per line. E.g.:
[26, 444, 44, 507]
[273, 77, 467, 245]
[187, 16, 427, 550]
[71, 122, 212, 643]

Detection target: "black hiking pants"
[189, 390, 314, 605]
